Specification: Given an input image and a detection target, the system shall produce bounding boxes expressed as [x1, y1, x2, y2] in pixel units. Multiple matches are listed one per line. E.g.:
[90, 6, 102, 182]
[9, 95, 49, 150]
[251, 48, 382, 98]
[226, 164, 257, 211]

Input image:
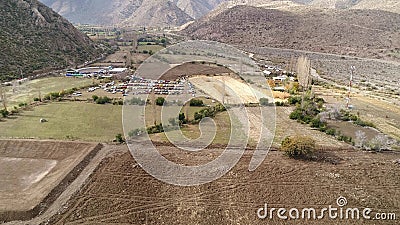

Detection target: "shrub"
[92, 95, 99, 102]
[310, 117, 326, 128]
[155, 97, 165, 106]
[259, 98, 269, 106]
[325, 128, 336, 136]
[0, 109, 9, 118]
[33, 97, 40, 102]
[281, 135, 316, 158]
[115, 133, 125, 143]
[147, 123, 164, 134]
[128, 128, 145, 137]
[178, 112, 186, 124]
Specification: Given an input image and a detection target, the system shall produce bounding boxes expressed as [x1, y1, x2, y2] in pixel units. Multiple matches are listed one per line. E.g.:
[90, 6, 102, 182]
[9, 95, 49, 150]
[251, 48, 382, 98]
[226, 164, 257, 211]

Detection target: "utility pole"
[347, 66, 355, 109]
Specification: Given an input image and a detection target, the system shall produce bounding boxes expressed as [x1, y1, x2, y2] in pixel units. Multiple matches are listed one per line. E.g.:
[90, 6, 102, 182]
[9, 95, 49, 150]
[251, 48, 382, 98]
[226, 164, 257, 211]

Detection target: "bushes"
[193, 103, 226, 122]
[288, 95, 302, 105]
[147, 123, 164, 134]
[339, 110, 375, 128]
[281, 135, 315, 158]
[126, 97, 145, 105]
[189, 99, 204, 106]
[275, 101, 286, 106]
[325, 128, 336, 136]
[95, 96, 112, 104]
[353, 118, 376, 128]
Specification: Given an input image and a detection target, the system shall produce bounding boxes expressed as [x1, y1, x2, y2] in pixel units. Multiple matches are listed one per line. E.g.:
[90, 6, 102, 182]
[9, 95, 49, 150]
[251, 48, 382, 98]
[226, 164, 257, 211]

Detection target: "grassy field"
[137, 44, 164, 53]
[0, 102, 122, 142]
[151, 111, 231, 145]
[4, 77, 96, 108]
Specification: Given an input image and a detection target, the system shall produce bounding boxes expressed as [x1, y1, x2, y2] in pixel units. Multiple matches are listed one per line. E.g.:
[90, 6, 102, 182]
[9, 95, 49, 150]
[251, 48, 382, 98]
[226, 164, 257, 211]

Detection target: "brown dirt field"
[43, 145, 400, 225]
[0, 140, 101, 222]
[160, 62, 233, 81]
[189, 75, 265, 104]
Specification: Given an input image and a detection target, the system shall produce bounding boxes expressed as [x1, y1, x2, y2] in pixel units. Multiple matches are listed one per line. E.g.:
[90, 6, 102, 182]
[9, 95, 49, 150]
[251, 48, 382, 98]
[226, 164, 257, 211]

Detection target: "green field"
[0, 102, 122, 142]
[4, 77, 95, 108]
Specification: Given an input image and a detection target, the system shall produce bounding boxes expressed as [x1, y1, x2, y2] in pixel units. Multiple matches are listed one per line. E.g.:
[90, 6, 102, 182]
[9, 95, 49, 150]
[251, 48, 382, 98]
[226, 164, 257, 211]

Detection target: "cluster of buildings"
[262, 64, 297, 91]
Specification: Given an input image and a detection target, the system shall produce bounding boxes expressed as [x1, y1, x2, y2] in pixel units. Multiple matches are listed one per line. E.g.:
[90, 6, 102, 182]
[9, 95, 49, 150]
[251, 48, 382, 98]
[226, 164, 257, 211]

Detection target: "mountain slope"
[39, 0, 227, 26]
[212, 0, 400, 14]
[0, 0, 101, 80]
[292, 0, 400, 14]
[121, 0, 193, 27]
[182, 5, 400, 59]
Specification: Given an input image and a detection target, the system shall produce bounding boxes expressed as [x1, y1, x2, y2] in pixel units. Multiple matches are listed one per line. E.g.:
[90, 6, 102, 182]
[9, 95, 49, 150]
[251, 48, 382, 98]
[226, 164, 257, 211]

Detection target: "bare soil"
[0, 140, 101, 222]
[42, 145, 400, 225]
[160, 62, 232, 81]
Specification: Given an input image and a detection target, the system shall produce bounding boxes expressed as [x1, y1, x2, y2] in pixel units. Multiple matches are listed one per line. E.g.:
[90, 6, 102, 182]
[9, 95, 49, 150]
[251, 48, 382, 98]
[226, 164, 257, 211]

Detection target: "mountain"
[210, 0, 400, 14]
[39, 0, 226, 26]
[121, 0, 193, 27]
[0, 0, 101, 81]
[181, 5, 400, 59]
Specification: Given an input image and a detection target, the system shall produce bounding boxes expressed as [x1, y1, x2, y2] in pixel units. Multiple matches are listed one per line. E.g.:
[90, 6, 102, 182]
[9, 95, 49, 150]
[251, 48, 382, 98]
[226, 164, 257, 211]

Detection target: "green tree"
[190, 99, 204, 106]
[115, 133, 125, 143]
[155, 97, 165, 106]
[281, 135, 315, 158]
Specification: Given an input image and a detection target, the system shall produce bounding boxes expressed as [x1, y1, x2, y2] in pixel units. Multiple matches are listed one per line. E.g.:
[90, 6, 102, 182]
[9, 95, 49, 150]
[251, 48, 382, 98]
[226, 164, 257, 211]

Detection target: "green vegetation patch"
[0, 102, 122, 142]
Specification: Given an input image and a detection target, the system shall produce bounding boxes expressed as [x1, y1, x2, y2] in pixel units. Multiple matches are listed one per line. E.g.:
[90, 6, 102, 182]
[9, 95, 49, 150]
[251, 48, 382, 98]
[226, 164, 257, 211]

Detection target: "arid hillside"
[39, 0, 226, 26]
[0, 0, 101, 80]
[182, 5, 400, 60]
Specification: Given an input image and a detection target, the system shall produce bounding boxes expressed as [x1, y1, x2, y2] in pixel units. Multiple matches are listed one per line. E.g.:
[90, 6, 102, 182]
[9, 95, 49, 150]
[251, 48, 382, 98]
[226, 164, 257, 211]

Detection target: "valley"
[0, 0, 399, 224]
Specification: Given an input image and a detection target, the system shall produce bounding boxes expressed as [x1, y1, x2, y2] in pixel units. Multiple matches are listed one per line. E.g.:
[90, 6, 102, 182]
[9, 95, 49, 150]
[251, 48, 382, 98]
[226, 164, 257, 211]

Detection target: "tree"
[155, 97, 165, 106]
[267, 79, 275, 88]
[355, 130, 367, 148]
[259, 98, 269, 106]
[281, 135, 316, 158]
[0, 84, 7, 111]
[296, 55, 312, 90]
[296, 56, 312, 107]
[368, 134, 388, 151]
